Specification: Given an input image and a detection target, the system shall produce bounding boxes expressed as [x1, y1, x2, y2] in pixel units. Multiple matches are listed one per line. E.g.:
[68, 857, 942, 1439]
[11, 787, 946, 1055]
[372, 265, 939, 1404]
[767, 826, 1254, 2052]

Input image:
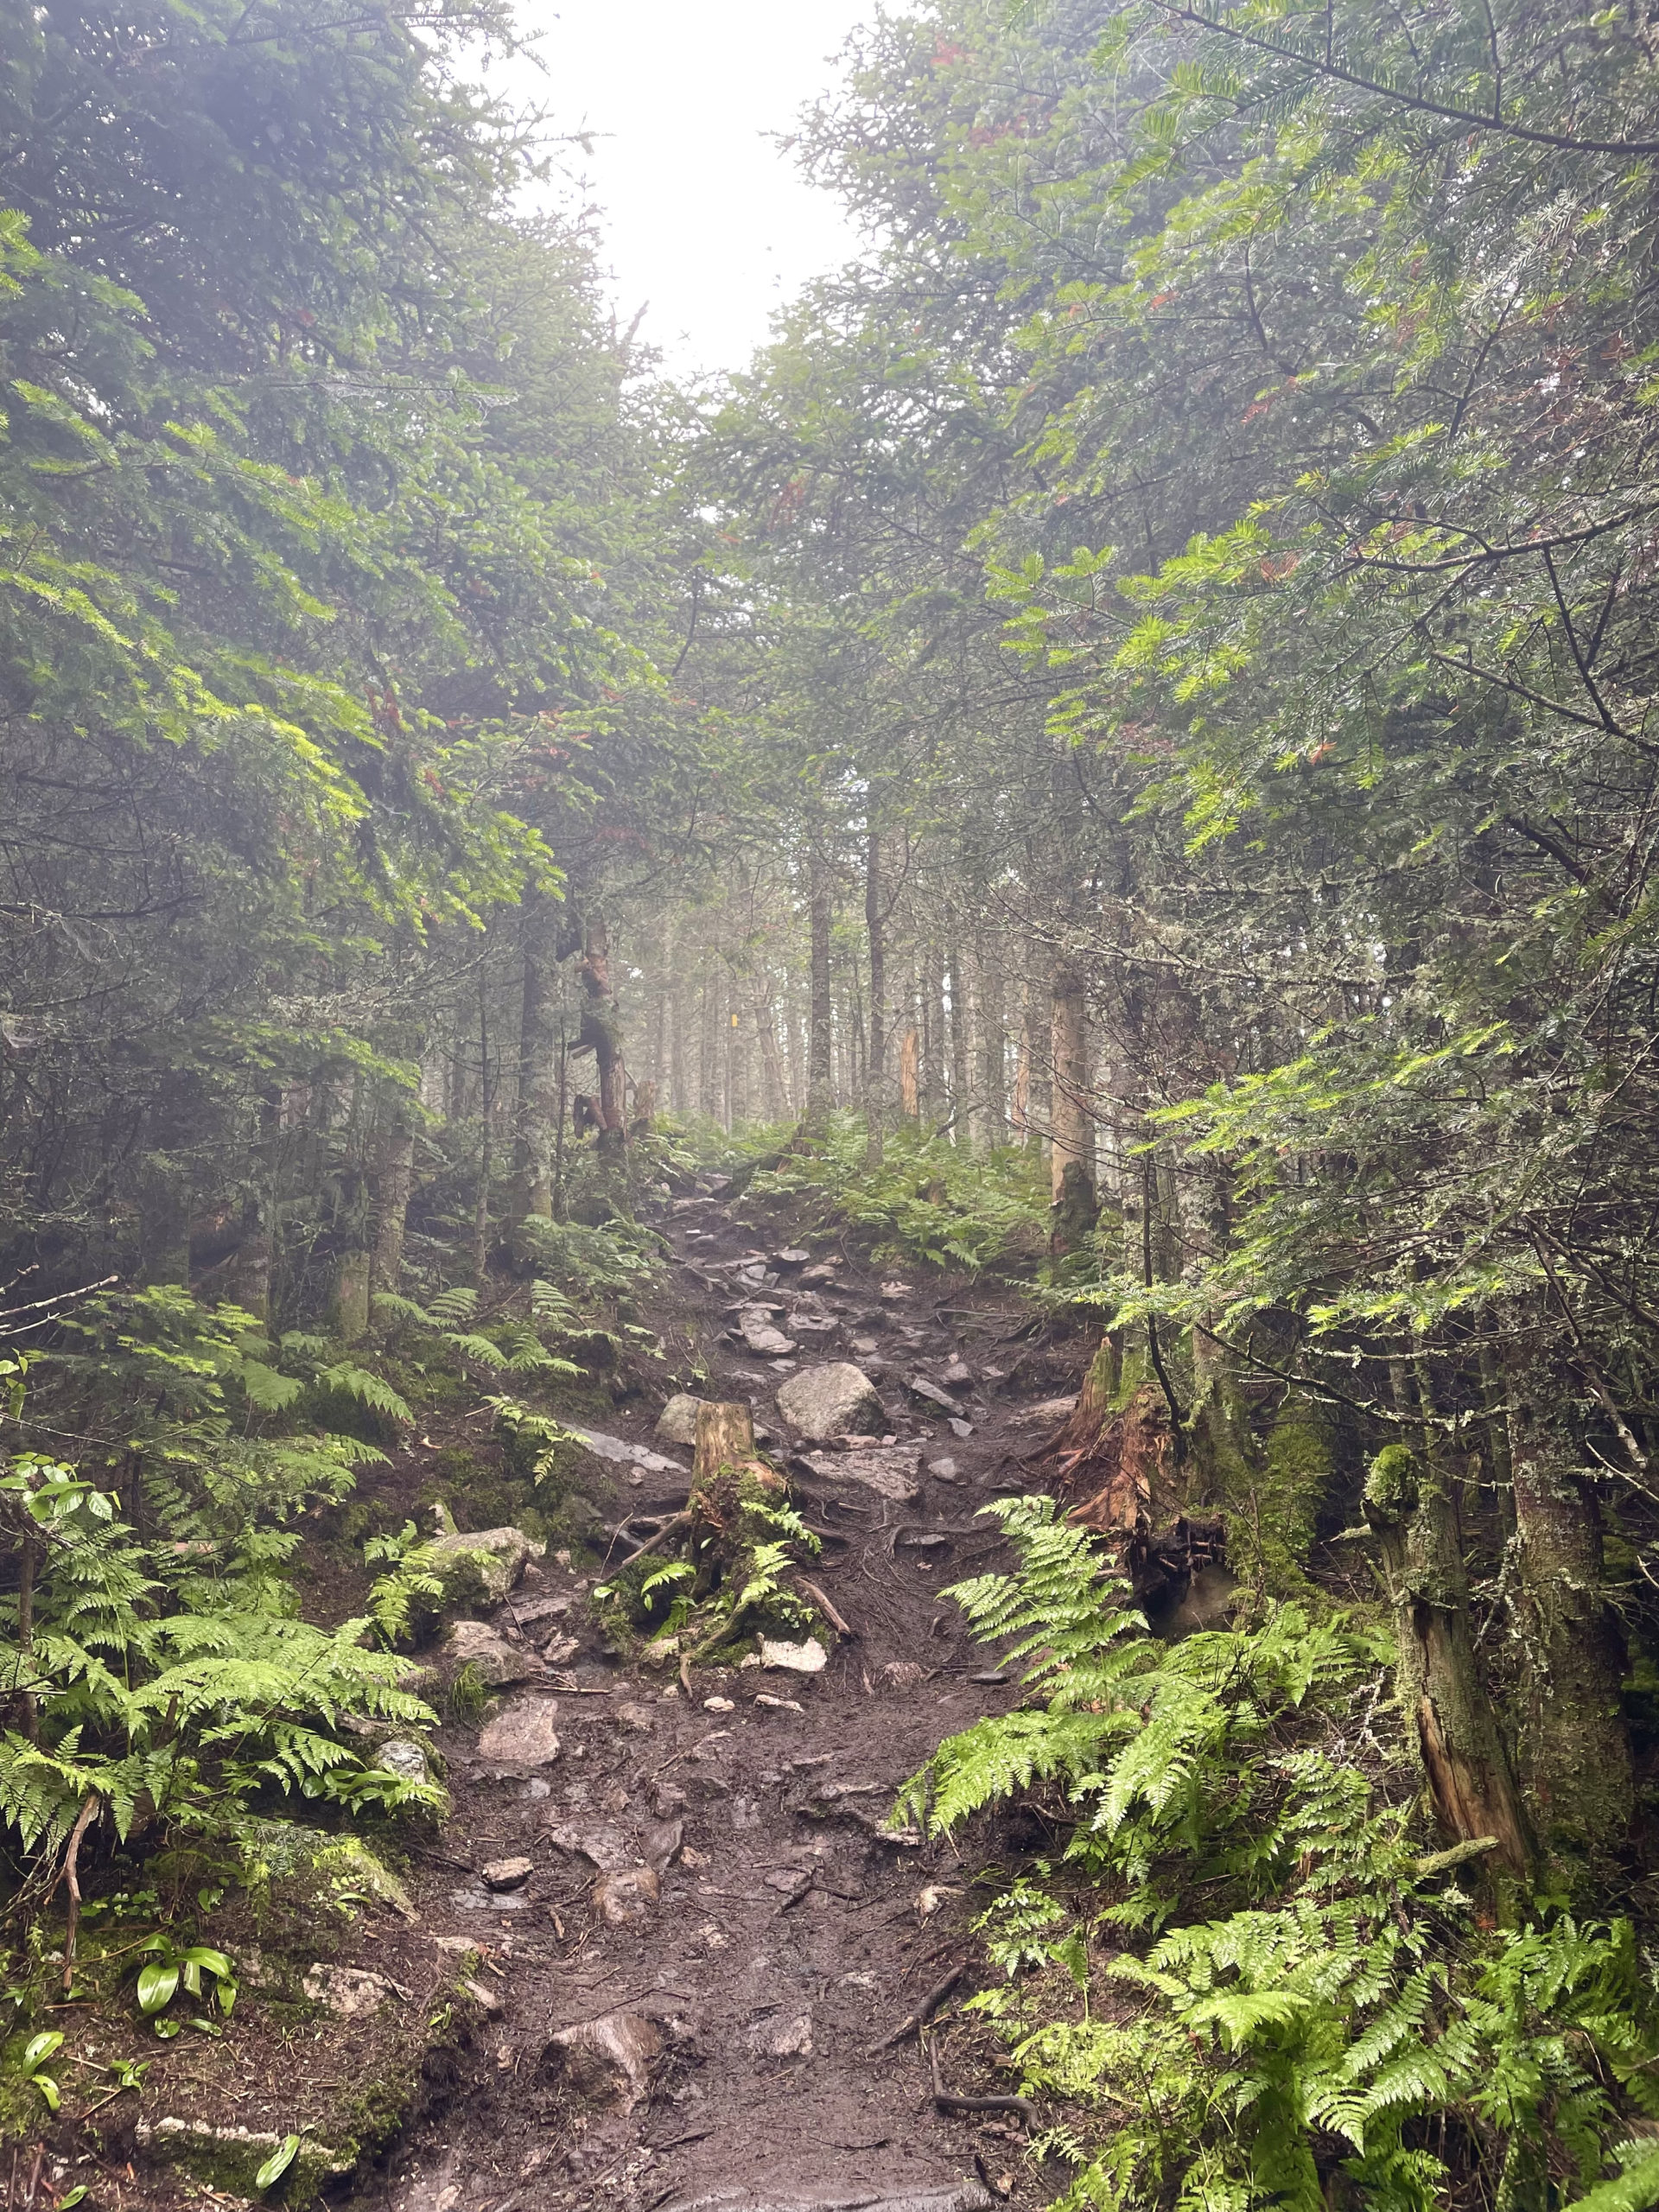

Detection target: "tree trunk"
[510, 903, 556, 1223]
[1508, 1386, 1633, 1859]
[1363, 1421, 1532, 1874]
[948, 934, 974, 1148]
[807, 847, 834, 1130]
[370, 1109, 416, 1301]
[576, 906, 626, 1156]
[865, 828, 887, 1165]
[1050, 963, 1092, 1205]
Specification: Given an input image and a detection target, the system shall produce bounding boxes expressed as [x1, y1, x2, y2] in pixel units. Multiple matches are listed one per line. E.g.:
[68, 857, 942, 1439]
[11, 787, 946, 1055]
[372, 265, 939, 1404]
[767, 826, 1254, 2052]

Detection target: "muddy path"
[361, 1179, 1081, 2212]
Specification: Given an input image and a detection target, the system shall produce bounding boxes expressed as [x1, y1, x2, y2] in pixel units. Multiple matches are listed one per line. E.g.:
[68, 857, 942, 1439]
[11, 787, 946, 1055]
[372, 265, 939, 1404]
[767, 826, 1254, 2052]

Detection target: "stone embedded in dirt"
[615, 1700, 657, 1731]
[798, 1445, 921, 1504]
[799, 1262, 840, 1285]
[849, 1334, 880, 1357]
[302, 1963, 392, 2018]
[593, 1865, 661, 1926]
[545, 1819, 634, 1872]
[571, 1427, 688, 1476]
[429, 1523, 545, 1604]
[746, 2009, 813, 2057]
[643, 1817, 684, 1869]
[880, 1660, 931, 1691]
[1010, 1393, 1079, 1425]
[373, 1736, 431, 1783]
[754, 1693, 804, 1714]
[442, 1618, 543, 1686]
[541, 2009, 663, 2111]
[507, 1591, 572, 1629]
[740, 1311, 798, 1357]
[925, 1456, 959, 1482]
[540, 1631, 579, 1665]
[652, 1781, 688, 1818]
[760, 1636, 828, 1674]
[948, 1417, 976, 1440]
[654, 1394, 706, 1446]
[775, 1361, 886, 1440]
[774, 1248, 812, 1266]
[879, 1280, 912, 1300]
[458, 1974, 502, 2015]
[480, 1854, 533, 1891]
[703, 1694, 735, 1712]
[475, 1697, 562, 1769]
[941, 1359, 973, 1387]
[785, 1313, 838, 1336]
[907, 1373, 963, 1414]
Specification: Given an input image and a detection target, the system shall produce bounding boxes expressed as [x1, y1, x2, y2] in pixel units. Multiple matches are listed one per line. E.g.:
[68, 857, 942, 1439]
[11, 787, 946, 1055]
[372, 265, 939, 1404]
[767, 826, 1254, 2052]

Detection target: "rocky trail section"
[359, 1179, 1077, 2212]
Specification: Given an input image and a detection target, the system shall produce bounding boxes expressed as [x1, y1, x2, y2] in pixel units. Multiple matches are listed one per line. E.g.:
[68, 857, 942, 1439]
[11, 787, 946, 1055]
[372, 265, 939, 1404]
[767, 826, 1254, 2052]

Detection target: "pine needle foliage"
[906, 1498, 1659, 2211]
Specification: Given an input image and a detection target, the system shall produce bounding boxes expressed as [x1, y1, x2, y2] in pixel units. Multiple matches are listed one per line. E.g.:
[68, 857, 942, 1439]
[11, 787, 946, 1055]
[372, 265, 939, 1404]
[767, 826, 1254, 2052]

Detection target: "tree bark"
[1050, 963, 1093, 1205]
[1363, 1423, 1532, 1875]
[1508, 1386, 1633, 1858]
[510, 899, 556, 1223]
[807, 845, 834, 1130]
[865, 828, 887, 1165]
[370, 1108, 416, 1301]
[576, 906, 626, 1156]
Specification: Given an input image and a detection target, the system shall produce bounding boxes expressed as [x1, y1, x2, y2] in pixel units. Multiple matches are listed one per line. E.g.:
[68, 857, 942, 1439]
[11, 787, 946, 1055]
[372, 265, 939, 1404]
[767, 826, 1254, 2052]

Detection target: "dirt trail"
[360, 1179, 1073, 2212]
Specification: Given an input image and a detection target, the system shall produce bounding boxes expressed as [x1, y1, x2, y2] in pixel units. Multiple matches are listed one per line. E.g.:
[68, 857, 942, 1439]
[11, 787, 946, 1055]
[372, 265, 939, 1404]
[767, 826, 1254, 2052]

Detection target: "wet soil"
[357, 1179, 1082, 2212]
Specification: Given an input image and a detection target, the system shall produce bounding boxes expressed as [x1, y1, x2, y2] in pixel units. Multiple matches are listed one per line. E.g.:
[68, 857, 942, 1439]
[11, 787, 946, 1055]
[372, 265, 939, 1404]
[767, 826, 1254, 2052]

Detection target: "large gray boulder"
[654, 1394, 706, 1446]
[776, 1362, 886, 1440]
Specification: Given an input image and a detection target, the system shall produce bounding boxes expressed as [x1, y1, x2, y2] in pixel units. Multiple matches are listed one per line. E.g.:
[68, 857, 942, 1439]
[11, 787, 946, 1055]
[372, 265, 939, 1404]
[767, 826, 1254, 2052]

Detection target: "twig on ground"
[869, 1962, 964, 2051]
[925, 2031, 1037, 2126]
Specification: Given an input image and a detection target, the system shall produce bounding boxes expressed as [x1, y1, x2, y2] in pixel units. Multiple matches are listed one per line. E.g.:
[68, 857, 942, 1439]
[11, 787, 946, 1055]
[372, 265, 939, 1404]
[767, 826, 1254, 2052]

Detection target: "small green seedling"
[254, 2135, 302, 2193]
[18, 2031, 64, 2110]
[133, 1935, 237, 2036]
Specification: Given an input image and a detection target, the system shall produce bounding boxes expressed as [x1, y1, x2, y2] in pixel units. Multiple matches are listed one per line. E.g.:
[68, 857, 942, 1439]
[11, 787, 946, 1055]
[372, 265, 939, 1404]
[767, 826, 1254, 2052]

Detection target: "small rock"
[925, 1457, 959, 1482]
[480, 1855, 533, 1891]
[475, 1698, 562, 1769]
[614, 1701, 657, 1732]
[652, 1782, 688, 1818]
[799, 1263, 840, 1285]
[442, 1619, 543, 1687]
[541, 2010, 663, 2112]
[593, 1866, 660, 1926]
[459, 1975, 502, 2014]
[948, 1417, 976, 1439]
[760, 1637, 828, 1675]
[643, 1817, 684, 1870]
[786, 1313, 839, 1336]
[908, 1375, 963, 1414]
[541, 1631, 579, 1665]
[703, 1694, 734, 1713]
[509, 1592, 573, 1628]
[430, 1935, 478, 1955]
[776, 1362, 886, 1441]
[373, 1736, 431, 1783]
[741, 1313, 798, 1357]
[850, 1335, 880, 1357]
[747, 2010, 813, 2057]
[754, 1693, 804, 1714]
[880, 1660, 931, 1690]
[915, 1883, 961, 1916]
[774, 1248, 812, 1266]
[879, 1281, 912, 1301]
[655, 1394, 707, 1447]
[941, 1359, 973, 1387]
[545, 1820, 634, 1872]
[302, 1964, 391, 2018]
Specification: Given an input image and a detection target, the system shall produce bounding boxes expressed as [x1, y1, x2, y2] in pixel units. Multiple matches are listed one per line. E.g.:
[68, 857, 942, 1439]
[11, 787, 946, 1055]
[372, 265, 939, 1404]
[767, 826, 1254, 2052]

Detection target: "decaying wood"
[869, 1962, 963, 2052]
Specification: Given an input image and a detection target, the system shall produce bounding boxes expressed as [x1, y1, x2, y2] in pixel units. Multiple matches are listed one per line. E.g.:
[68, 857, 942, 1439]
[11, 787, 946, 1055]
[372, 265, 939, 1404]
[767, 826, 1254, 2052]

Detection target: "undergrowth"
[749, 1112, 1050, 1271]
[905, 1497, 1659, 2212]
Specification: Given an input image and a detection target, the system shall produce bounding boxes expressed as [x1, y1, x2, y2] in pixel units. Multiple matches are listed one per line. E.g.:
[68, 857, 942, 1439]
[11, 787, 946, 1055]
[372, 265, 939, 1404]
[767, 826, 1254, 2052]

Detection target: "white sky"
[501, 0, 880, 378]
